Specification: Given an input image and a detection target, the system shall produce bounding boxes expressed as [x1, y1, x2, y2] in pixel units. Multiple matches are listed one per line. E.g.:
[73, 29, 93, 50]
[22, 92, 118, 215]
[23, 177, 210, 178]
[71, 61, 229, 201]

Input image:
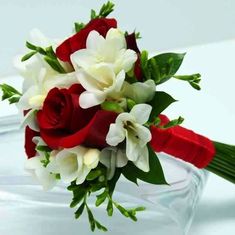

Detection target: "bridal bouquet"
[1, 1, 234, 232]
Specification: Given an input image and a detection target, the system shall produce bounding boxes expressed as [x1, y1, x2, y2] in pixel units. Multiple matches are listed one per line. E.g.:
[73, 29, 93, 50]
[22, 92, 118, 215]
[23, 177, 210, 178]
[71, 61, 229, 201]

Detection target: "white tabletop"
[1, 40, 235, 234]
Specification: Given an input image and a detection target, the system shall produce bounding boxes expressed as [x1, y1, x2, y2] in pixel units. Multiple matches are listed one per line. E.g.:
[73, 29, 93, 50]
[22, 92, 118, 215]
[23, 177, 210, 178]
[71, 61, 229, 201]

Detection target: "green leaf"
[162, 116, 184, 129]
[174, 73, 201, 90]
[86, 169, 102, 181]
[122, 145, 168, 185]
[44, 56, 66, 74]
[26, 41, 37, 50]
[149, 91, 177, 121]
[36, 145, 51, 152]
[108, 169, 121, 196]
[95, 221, 108, 232]
[74, 22, 85, 33]
[126, 99, 136, 111]
[8, 96, 20, 104]
[173, 73, 201, 81]
[113, 202, 129, 217]
[101, 101, 124, 113]
[106, 200, 113, 216]
[21, 51, 37, 62]
[189, 82, 201, 90]
[0, 84, 22, 104]
[24, 41, 66, 74]
[90, 9, 97, 19]
[26, 41, 46, 55]
[95, 190, 108, 207]
[70, 188, 86, 208]
[91, 1, 115, 19]
[86, 205, 96, 232]
[67, 181, 78, 191]
[140, 51, 150, 79]
[75, 203, 85, 219]
[148, 53, 186, 84]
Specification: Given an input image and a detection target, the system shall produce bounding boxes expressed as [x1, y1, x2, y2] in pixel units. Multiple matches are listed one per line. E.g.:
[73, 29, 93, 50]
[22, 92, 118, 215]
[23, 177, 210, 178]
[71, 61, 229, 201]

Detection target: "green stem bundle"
[206, 141, 235, 183]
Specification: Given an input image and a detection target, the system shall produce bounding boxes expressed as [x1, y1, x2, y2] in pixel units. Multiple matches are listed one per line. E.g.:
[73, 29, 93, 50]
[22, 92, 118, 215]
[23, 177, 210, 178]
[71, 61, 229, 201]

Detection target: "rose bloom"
[35, 84, 117, 149]
[56, 18, 117, 62]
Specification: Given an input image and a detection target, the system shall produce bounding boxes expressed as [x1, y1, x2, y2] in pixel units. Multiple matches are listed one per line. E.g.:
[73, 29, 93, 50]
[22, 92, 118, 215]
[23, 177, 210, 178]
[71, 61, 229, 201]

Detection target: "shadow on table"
[192, 198, 235, 225]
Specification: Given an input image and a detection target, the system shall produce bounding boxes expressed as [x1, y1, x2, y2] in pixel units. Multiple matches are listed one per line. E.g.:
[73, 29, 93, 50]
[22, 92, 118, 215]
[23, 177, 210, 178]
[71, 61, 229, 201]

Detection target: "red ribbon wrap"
[150, 115, 216, 169]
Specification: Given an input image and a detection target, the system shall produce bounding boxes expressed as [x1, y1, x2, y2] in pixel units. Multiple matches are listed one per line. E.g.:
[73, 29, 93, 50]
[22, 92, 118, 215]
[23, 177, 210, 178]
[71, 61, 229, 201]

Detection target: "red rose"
[125, 33, 143, 81]
[25, 126, 39, 159]
[37, 84, 117, 149]
[56, 18, 117, 62]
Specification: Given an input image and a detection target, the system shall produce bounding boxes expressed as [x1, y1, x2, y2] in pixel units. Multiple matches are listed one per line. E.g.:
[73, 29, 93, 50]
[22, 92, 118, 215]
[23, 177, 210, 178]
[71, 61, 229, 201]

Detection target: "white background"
[0, 1, 235, 234]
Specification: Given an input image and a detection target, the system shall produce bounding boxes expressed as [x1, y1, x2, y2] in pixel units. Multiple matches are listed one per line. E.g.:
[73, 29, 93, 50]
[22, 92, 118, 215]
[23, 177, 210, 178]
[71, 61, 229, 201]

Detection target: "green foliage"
[162, 116, 184, 129]
[207, 141, 235, 184]
[67, 166, 147, 232]
[173, 73, 201, 90]
[36, 145, 52, 167]
[91, 1, 115, 19]
[149, 91, 177, 121]
[126, 98, 136, 111]
[74, 22, 85, 33]
[21, 42, 66, 74]
[122, 145, 168, 185]
[141, 52, 185, 84]
[101, 101, 124, 113]
[0, 84, 22, 104]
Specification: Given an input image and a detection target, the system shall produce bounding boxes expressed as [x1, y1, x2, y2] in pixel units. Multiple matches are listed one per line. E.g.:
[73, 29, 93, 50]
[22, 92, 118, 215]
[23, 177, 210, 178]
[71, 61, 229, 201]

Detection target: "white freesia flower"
[77, 65, 125, 108]
[70, 28, 137, 108]
[71, 28, 137, 75]
[100, 147, 128, 180]
[106, 104, 152, 172]
[48, 146, 100, 185]
[123, 80, 156, 103]
[25, 156, 57, 191]
[14, 29, 77, 111]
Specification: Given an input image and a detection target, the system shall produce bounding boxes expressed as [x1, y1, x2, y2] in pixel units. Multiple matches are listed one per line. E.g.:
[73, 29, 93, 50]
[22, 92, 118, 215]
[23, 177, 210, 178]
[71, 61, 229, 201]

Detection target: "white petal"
[133, 146, 150, 172]
[106, 28, 126, 50]
[100, 148, 112, 168]
[56, 150, 79, 183]
[25, 157, 56, 191]
[106, 124, 125, 146]
[115, 112, 135, 126]
[44, 72, 78, 91]
[116, 49, 137, 73]
[113, 70, 125, 92]
[123, 80, 156, 103]
[21, 109, 39, 132]
[76, 166, 90, 185]
[25, 157, 42, 170]
[46, 154, 59, 174]
[77, 70, 102, 92]
[86, 30, 105, 51]
[35, 168, 56, 191]
[116, 149, 128, 168]
[83, 148, 100, 169]
[28, 95, 46, 108]
[79, 91, 105, 108]
[86, 64, 115, 87]
[32, 136, 46, 146]
[100, 147, 116, 180]
[130, 104, 152, 125]
[71, 49, 96, 70]
[126, 131, 139, 161]
[29, 28, 52, 47]
[135, 124, 152, 146]
[17, 86, 39, 111]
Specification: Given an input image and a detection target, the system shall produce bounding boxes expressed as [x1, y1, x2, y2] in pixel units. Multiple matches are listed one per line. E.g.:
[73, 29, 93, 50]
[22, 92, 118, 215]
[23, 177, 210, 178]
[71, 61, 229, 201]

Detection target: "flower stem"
[206, 141, 235, 183]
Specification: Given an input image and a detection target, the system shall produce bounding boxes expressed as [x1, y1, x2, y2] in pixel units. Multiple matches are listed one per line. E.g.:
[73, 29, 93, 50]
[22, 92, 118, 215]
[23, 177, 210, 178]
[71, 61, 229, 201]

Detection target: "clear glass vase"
[0, 114, 208, 235]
